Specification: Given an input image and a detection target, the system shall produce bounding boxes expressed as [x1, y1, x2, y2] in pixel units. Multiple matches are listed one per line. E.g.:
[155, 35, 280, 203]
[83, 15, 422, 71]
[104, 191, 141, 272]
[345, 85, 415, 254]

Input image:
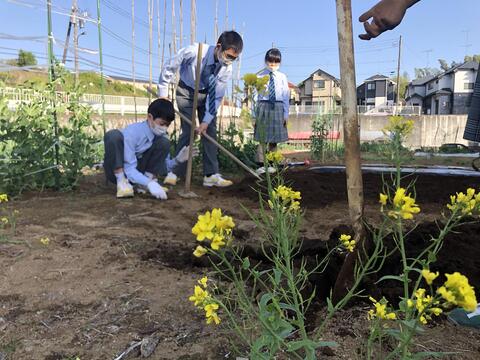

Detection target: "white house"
[405, 61, 478, 115]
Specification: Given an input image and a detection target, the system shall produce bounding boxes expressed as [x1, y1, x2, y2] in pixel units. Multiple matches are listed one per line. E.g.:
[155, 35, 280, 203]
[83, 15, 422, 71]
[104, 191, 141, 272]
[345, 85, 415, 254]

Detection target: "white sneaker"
[203, 174, 233, 187]
[164, 172, 178, 186]
[137, 180, 169, 194]
[255, 166, 276, 175]
[116, 178, 134, 198]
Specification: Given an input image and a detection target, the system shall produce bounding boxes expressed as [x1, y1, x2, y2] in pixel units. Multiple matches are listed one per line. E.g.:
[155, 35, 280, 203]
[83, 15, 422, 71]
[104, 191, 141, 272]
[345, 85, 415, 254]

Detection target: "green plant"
[0, 65, 101, 195]
[364, 116, 479, 359]
[188, 155, 386, 359]
[216, 122, 257, 173]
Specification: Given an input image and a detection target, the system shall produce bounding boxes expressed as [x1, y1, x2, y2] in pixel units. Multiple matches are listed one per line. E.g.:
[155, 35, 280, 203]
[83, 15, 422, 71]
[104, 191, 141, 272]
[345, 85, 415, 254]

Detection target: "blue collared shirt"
[121, 121, 174, 186]
[158, 43, 232, 124]
[255, 69, 291, 119]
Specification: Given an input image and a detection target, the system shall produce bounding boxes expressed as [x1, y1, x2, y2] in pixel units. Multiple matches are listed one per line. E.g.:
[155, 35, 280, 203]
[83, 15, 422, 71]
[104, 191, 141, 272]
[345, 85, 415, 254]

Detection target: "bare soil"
[1, 169, 479, 359]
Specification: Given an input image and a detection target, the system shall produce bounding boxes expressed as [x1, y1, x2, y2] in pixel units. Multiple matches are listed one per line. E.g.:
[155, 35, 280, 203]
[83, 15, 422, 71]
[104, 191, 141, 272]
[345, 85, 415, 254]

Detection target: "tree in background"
[16, 50, 37, 67]
[464, 54, 480, 63]
[414, 67, 441, 79]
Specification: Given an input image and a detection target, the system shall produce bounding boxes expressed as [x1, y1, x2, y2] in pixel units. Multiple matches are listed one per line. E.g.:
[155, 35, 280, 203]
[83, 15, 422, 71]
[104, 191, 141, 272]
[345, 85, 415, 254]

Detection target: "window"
[464, 82, 475, 90]
[367, 83, 375, 90]
[314, 80, 325, 89]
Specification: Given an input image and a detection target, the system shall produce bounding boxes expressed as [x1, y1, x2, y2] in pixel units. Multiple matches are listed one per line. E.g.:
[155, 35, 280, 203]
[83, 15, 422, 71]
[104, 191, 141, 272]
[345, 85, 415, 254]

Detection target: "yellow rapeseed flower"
[40, 237, 50, 246]
[192, 211, 216, 241]
[1, 217, 8, 224]
[379, 193, 388, 207]
[339, 234, 356, 252]
[204, 303, 220, 325]
[447, 188, 480, 216]
[193, 245, 208, 258]
[272, 185, 301, 212]
[367, 297, 396, 320]
[198, 276, 208, 288]
[189, 285, 209, 307]
[211, 234, 226, 250]
[421, 269, 439, 285]
[438, 272, 477, 312]
[266, 151, 284, 164]
[0, 194, 8, 203]
[388, 187, 420, 220]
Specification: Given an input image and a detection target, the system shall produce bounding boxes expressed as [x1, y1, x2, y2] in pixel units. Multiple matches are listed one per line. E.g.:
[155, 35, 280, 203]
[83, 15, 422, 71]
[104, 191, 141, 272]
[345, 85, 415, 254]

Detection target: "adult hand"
[196, 122, 209, 135]
[175, 145, 200, 163]
[147, 180, 168, 200]
[358, 0, 413, 40]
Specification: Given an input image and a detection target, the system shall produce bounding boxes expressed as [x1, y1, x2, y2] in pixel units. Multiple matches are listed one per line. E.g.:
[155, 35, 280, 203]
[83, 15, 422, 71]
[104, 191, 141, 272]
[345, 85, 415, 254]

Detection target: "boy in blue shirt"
[158, 31, 243, 187]
[103, 98, 192, 199]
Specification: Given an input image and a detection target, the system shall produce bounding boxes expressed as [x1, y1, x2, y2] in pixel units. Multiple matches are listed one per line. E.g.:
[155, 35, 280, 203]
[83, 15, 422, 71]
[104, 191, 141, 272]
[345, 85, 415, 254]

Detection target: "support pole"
[183, 43, 203, 194]
[47, 0, 60, 188]
[96, 0, 106, 134]
[190, 0, 196, 44]
[148, 0, 153, 103]
[332, 0, 366, 303]
[131, 0, 138, 120]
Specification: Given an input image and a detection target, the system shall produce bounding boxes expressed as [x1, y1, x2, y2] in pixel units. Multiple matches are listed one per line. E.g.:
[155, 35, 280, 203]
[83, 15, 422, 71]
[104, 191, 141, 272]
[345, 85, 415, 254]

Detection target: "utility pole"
[62, 3, 75, 64]
[73, 0, 79, 84]
[332, 0, 365, 303]
[190, 0, 196, 44]
[395, 35, 402, 108]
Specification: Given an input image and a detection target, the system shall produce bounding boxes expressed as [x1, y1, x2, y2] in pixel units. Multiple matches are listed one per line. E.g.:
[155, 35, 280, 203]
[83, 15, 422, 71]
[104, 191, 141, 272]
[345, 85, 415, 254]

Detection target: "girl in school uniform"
[254, 48, 290, 173]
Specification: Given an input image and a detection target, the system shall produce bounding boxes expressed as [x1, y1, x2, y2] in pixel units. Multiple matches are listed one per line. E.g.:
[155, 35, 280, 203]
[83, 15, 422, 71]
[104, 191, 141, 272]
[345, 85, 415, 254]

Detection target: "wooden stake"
[183, 43, 203, 194]
[190, 0, 196, 44]
[148, 0, 153, 103]
[332, 0, 366, 303]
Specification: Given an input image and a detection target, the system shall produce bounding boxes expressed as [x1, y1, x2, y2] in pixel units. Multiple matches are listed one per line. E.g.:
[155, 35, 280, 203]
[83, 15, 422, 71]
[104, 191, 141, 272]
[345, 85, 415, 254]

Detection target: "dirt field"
[1, 168, 480, 359]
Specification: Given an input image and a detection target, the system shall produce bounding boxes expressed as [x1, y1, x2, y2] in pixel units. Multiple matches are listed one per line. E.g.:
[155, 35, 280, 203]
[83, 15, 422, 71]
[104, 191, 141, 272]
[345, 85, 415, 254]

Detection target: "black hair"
[148, 98, 175, 123]
[217, 31, 243, 54]
[265, 48, 282, 63]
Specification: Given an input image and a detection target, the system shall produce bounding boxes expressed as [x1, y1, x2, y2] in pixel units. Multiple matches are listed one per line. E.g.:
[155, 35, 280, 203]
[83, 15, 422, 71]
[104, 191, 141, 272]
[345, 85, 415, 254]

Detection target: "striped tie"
[268, 72, 276, 103]
[208, 73, 216, 116]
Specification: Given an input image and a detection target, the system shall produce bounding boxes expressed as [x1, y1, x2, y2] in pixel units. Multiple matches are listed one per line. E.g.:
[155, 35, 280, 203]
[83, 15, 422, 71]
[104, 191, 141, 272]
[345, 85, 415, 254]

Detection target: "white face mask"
[151, 124, 168, 136]
[267, 63, 280, 72]
[217, 48, 234, 66]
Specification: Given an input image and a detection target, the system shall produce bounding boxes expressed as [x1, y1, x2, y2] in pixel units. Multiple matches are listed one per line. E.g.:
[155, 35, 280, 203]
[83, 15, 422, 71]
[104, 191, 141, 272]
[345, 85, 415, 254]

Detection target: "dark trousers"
[103, 129, 170, 184]
[174, 82, 219, 177]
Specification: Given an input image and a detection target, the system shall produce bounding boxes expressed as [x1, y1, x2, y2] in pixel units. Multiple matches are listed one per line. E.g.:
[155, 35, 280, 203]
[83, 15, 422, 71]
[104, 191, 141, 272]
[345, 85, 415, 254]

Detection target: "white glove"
[175, 145, 200, 163]
[147, 180, 168, 200]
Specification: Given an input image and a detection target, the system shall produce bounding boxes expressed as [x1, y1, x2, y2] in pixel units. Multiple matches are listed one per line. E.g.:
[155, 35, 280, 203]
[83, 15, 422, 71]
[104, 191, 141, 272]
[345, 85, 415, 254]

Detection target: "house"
[297, 68, 341, 113]
[356, 74, 396, 108]
[288, 82, 300, 104]
[405, 61, 479, 115]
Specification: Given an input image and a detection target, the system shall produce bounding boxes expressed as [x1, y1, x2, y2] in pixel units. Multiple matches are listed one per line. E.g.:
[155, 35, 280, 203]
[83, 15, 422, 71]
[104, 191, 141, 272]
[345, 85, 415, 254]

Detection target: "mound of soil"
[223, 169, 480, 209]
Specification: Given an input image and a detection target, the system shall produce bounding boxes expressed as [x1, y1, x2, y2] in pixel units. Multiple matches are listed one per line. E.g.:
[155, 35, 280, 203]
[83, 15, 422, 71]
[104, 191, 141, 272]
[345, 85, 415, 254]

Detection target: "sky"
[1, 0, 479, 87]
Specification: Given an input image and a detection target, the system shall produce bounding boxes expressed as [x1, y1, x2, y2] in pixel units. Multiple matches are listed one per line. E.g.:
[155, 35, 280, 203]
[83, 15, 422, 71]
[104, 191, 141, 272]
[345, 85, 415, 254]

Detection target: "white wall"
[454, 70, 476, 93]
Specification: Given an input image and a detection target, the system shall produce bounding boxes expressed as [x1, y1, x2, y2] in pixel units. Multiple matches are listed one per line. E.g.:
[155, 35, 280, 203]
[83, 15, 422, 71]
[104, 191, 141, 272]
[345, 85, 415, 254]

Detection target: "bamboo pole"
[131, 0, 138, 120]
[190, 0, 196, 44]
[179, 0, 183, 48]
[96, 0, 106, 134]
[171, 0, 176, 54]
[148, 0, 153, 103]
[183, 43, 203, 194]
[73, 0, 79, 84]
[161, 0, 167, 69]
[156, 0, 161, 76]
[332, 0, 366, 303]
[46, 0, 60, 188]
[214, 0, 218, 41]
